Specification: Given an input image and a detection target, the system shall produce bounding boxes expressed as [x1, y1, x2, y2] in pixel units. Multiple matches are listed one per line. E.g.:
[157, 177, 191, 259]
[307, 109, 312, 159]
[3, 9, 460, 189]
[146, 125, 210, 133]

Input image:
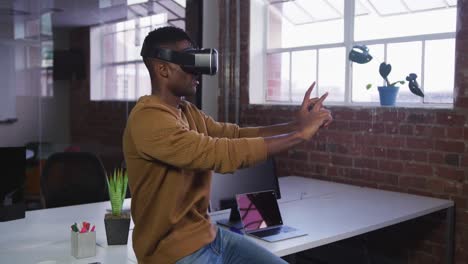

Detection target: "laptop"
[235, 190, 307, 242]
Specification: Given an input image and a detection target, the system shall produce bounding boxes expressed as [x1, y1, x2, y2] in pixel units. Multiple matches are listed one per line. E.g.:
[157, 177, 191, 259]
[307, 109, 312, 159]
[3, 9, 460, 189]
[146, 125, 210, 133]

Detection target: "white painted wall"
[202, 0, 219, 120]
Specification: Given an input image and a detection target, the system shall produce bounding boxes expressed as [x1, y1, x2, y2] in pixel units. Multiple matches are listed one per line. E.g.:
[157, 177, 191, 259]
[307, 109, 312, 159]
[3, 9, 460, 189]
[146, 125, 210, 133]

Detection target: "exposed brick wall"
[219, 0, 468, 263]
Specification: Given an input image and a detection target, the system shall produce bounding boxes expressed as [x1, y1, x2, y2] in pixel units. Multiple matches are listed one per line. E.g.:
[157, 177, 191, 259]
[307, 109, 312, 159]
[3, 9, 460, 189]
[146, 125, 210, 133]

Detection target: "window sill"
[249, 101, 454, 110]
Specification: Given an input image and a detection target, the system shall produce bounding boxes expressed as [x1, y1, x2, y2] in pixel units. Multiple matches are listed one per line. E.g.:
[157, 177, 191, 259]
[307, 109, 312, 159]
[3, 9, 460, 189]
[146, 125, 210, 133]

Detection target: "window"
[90, 1, 186, 101]
[250, 0, 457, 106]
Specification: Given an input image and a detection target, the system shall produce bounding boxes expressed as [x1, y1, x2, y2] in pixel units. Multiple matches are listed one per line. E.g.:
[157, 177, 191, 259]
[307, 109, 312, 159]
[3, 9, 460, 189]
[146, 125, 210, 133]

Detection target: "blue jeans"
[175, 228, 288, 264]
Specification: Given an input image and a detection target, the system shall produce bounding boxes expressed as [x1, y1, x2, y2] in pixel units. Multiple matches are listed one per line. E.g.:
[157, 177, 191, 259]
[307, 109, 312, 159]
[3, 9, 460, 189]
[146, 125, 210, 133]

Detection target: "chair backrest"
[40, 152, 108, 208]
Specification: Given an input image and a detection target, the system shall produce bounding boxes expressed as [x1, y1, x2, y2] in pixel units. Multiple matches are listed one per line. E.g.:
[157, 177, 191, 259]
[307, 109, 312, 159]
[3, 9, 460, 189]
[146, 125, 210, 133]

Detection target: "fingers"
[307, 97, 319, 111]
[301, 82, 316, 110]
[323, 112, 334, 127]
[312, 92, 328, 112]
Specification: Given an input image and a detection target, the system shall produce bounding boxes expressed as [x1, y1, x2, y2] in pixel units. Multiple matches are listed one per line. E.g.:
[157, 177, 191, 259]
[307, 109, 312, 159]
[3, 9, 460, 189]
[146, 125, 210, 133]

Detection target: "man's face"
[165, 40, 199, 97]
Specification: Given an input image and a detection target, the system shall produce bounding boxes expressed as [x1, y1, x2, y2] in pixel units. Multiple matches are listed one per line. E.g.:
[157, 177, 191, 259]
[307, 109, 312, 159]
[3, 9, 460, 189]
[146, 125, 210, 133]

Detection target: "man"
[123, 26, 333, 264]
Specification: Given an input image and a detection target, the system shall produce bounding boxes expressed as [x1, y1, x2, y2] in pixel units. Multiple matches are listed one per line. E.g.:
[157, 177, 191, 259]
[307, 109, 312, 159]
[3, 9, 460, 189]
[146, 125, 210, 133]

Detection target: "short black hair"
[141, 26, 195, 54]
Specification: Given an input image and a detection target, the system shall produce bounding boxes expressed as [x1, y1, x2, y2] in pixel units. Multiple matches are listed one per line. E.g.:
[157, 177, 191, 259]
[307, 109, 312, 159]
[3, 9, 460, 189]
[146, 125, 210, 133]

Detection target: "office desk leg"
[445, 206, 454, 264]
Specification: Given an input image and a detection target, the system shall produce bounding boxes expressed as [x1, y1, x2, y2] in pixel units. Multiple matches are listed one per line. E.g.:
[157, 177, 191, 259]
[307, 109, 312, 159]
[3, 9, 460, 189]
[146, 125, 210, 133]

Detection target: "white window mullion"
[316, 49, 320, 97]
[383, 43, 388, 87]
[344, 0, 355, 104]
[289, 51, 293, 103]
[421, 40, 426, 104]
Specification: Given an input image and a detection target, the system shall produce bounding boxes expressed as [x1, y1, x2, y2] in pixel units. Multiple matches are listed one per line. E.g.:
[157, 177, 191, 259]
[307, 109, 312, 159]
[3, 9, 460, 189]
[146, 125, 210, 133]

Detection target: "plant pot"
[104, 212, 130, 245]
[378, 86, 399, 106]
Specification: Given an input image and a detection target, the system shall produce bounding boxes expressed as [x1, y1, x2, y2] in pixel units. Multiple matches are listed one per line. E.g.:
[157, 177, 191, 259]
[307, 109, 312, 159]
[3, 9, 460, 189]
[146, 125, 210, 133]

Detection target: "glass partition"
[0, 0, 187, 210]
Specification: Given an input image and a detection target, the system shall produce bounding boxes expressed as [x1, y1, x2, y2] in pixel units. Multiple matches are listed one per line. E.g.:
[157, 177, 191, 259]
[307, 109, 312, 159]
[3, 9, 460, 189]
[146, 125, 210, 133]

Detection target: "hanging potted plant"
[104, 168, 130, 245]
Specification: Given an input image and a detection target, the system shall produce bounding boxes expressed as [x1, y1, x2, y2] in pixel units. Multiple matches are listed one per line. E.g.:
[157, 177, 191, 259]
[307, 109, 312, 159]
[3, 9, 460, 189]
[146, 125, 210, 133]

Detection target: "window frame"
[251, 0, 457, 108]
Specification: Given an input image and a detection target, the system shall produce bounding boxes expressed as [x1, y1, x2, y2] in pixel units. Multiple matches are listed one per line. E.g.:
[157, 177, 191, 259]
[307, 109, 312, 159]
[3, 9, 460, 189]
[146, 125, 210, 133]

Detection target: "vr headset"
[140, 45, 218, 75]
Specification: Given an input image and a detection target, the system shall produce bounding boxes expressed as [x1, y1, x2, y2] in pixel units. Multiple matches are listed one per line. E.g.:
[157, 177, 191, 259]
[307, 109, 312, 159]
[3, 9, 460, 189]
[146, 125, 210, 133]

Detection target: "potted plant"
[367, 62, 406, 106]
[104, 168, 130, 245]
[349, 45, 424, 106]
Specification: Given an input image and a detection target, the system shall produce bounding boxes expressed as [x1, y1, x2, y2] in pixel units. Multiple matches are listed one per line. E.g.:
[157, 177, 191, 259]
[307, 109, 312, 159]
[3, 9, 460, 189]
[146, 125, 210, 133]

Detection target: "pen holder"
[71, 231, 96, 259]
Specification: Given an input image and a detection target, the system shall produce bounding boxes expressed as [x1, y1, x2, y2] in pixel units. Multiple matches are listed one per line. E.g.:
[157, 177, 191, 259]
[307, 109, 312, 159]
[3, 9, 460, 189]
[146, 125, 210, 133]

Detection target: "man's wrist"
[292, 131, 308, 142]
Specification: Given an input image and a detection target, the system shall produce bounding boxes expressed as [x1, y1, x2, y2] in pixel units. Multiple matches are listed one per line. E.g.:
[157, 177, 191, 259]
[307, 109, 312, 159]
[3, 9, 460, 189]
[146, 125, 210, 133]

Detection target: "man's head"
[141, 26, 198, 97]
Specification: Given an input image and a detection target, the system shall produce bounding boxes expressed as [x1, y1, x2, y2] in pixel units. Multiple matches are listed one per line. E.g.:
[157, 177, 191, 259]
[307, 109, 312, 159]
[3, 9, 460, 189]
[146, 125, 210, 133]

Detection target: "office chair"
[40, 152, 108, 208]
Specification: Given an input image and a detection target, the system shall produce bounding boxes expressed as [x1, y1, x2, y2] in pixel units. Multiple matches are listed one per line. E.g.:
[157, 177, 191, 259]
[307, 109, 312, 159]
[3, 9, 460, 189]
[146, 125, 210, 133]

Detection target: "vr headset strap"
[142, 47, 195, 66]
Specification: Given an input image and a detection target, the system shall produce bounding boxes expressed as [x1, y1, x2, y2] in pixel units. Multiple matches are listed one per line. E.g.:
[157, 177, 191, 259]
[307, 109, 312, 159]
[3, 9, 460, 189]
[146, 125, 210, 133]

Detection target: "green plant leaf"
[107, 168, 128, 216]
[366, 84, 372, 90]
[389, 80, 405, 87]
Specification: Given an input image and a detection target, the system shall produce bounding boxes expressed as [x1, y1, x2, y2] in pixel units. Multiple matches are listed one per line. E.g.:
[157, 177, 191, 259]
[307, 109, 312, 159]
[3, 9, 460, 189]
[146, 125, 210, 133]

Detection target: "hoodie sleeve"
[129, 105, 267, 174]
[200, 111, 261, 138]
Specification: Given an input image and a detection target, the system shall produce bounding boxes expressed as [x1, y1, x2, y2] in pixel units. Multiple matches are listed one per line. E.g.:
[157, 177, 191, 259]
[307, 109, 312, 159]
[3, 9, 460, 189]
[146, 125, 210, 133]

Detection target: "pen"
[71, 223, 79, 232]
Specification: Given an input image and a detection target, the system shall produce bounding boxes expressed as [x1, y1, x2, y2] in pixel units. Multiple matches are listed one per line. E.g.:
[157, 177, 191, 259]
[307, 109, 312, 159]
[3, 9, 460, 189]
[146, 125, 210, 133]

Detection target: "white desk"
[0, 200, 135, 264]
[0, 176, 454, 264]
[212, 177, 454, 260]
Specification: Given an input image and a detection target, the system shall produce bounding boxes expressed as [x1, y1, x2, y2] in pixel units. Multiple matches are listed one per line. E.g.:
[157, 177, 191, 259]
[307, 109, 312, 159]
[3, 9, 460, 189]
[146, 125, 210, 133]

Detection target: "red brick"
[355, 134, 379, 145]
[385, 123, 399, 134]
[373, 147, 386, 158]
[346, 145, 364, 156]
[463, 155, 468, 166]
[355, 110, 372, 121]
[354, 158, 379, 170]
[370, 123, 385, 134]
[327, 120, 349, 130]
[436, 167, 465, 182]
[404, 163, 433, 176]
[400, 150, 428, 162]
[332, 109, 354, 120]
[337, 167, 362, 178]
[287, 150, 308, 161]
[432, 127, 446, 138]
[429, 152, 445, 164]
[324, 131, 354, 144]
[400, 125, 414, 135]
[327, 166, 338, 177]
[400, 176, 427, 189]
[414, 125, 431, 136]
[372, 171, 398, 186]
[378, 135, 404, 147]
[331, 155, 353, 166]
[452, 196, 467, 210]
[444, 153, 460, 166]
[378, 160, 404, 173]
[407, 113, 435, 124]
[435, 140, 465, 153]
[435, 112, 466, 126]
[382, 111, 406, 122]
[447, 127, 464, 139]
[348, 121, 363, 131]
[386, 149, 400, 159]
[406, 137, 434, 150]
[309, 152, 331, 164]
[427, 178, 447, 194]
